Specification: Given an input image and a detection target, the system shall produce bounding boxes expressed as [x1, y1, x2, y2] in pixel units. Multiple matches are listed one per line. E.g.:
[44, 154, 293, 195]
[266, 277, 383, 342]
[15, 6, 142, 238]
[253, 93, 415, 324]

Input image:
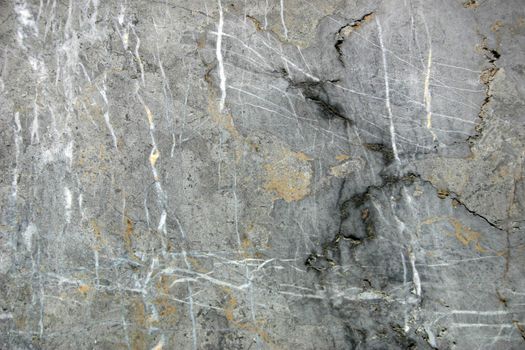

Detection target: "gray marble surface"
[1, 0, 524, 349]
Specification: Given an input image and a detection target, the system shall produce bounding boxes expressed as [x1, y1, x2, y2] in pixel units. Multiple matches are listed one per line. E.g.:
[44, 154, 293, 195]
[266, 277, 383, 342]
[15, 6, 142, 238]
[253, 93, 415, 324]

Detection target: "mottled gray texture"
[0, 0, 524, 349]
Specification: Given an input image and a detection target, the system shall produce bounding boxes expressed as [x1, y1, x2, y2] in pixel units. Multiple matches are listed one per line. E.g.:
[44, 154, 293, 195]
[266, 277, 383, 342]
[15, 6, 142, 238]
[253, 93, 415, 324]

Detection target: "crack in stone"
[468, 38, 501, 146]
[285, 75, 353, 123]
[334, 12, 375, 67]
[463, 1, 479, 9]
[363, 143, 395, 165]
[305, 173, 418, 271]
[513, 321, 525, 341]
[306, 170, 507, 272]
[449, 196, 504, 231]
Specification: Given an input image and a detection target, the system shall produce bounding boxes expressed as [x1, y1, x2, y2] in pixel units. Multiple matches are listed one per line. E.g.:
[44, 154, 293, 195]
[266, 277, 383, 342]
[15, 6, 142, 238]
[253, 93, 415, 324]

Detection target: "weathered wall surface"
[0, 0, 524, 349]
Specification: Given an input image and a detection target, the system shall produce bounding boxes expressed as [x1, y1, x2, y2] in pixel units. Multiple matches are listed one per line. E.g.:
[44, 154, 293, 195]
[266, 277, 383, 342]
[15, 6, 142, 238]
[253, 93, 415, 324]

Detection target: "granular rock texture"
[0, 0, 524, 349]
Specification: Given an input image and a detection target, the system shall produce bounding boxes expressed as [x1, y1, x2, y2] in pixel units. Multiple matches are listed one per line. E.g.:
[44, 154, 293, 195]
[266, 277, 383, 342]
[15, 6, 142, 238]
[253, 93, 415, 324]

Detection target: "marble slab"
[0, 0, 524, 349]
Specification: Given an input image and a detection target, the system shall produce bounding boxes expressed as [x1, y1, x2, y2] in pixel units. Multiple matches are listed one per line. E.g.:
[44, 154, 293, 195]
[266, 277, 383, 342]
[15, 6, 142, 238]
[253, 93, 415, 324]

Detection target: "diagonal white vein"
[376, 17, 400, 165]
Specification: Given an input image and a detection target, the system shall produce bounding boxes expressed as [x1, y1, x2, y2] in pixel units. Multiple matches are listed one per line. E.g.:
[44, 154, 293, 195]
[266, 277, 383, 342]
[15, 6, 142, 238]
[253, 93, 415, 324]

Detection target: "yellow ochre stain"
[154, 297, 177, 318]
[340, 13, 374, 35]
[78, 284, 90, 294]
[491, 20, 503, 32]
[149, 148, 160, 167]
[336, 154, 350, 161]
[206, 84, 240, 138]
[205, 79, 245, 162]
[241, 236, 252, 251]
[222, 288, 276, 348]
[240, 224, 265, 259]
[89, 220, 110, 250]
[293, 152, 313, 161]
[90, 220, 102, 243]
[152, 341, 164, 350]
[263, 149, 313, 202]
[329, 158, 362, 178]
[419, 217, 488, 253]
[130, 298, 147, 350]
[224, 292, 237, 322]
[124, 217, 133, 250]
[185, 256, 208, 274]
[449, 218, 487, 252]
[144, 105, 154, 126]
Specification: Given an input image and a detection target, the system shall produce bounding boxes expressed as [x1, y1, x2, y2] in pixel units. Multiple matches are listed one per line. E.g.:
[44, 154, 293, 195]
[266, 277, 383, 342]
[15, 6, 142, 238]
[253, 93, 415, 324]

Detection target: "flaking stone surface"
[0, 0, 524, 349]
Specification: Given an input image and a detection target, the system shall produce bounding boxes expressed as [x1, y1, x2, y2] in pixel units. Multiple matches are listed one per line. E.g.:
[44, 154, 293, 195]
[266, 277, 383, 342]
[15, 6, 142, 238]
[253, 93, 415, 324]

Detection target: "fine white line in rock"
[280, 0, 288, 39]
[131, 26, 145, 86]
[216, 0, 227, 112]
[401, 251, 409, 332]
[376, 17, 400, 165]
[98, 78, 118, 149]
[104, 111, 118, 150]
[264, 0, 269, 29]
[157, 210, 167, 233]
[64, 187, 72, 224]
[424, 47, 433, 129]
[182, 251, 198, 350]
[448, 310, 511, 315]
[409, 250, 421, 296]
[422, 17, 436, 141]
[11, 112, 22, 206]
[451, 323, 518, 328]
[31, 101, 40, 144]
[121, 315, 131, 349]
[94, 250, 100, 288]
